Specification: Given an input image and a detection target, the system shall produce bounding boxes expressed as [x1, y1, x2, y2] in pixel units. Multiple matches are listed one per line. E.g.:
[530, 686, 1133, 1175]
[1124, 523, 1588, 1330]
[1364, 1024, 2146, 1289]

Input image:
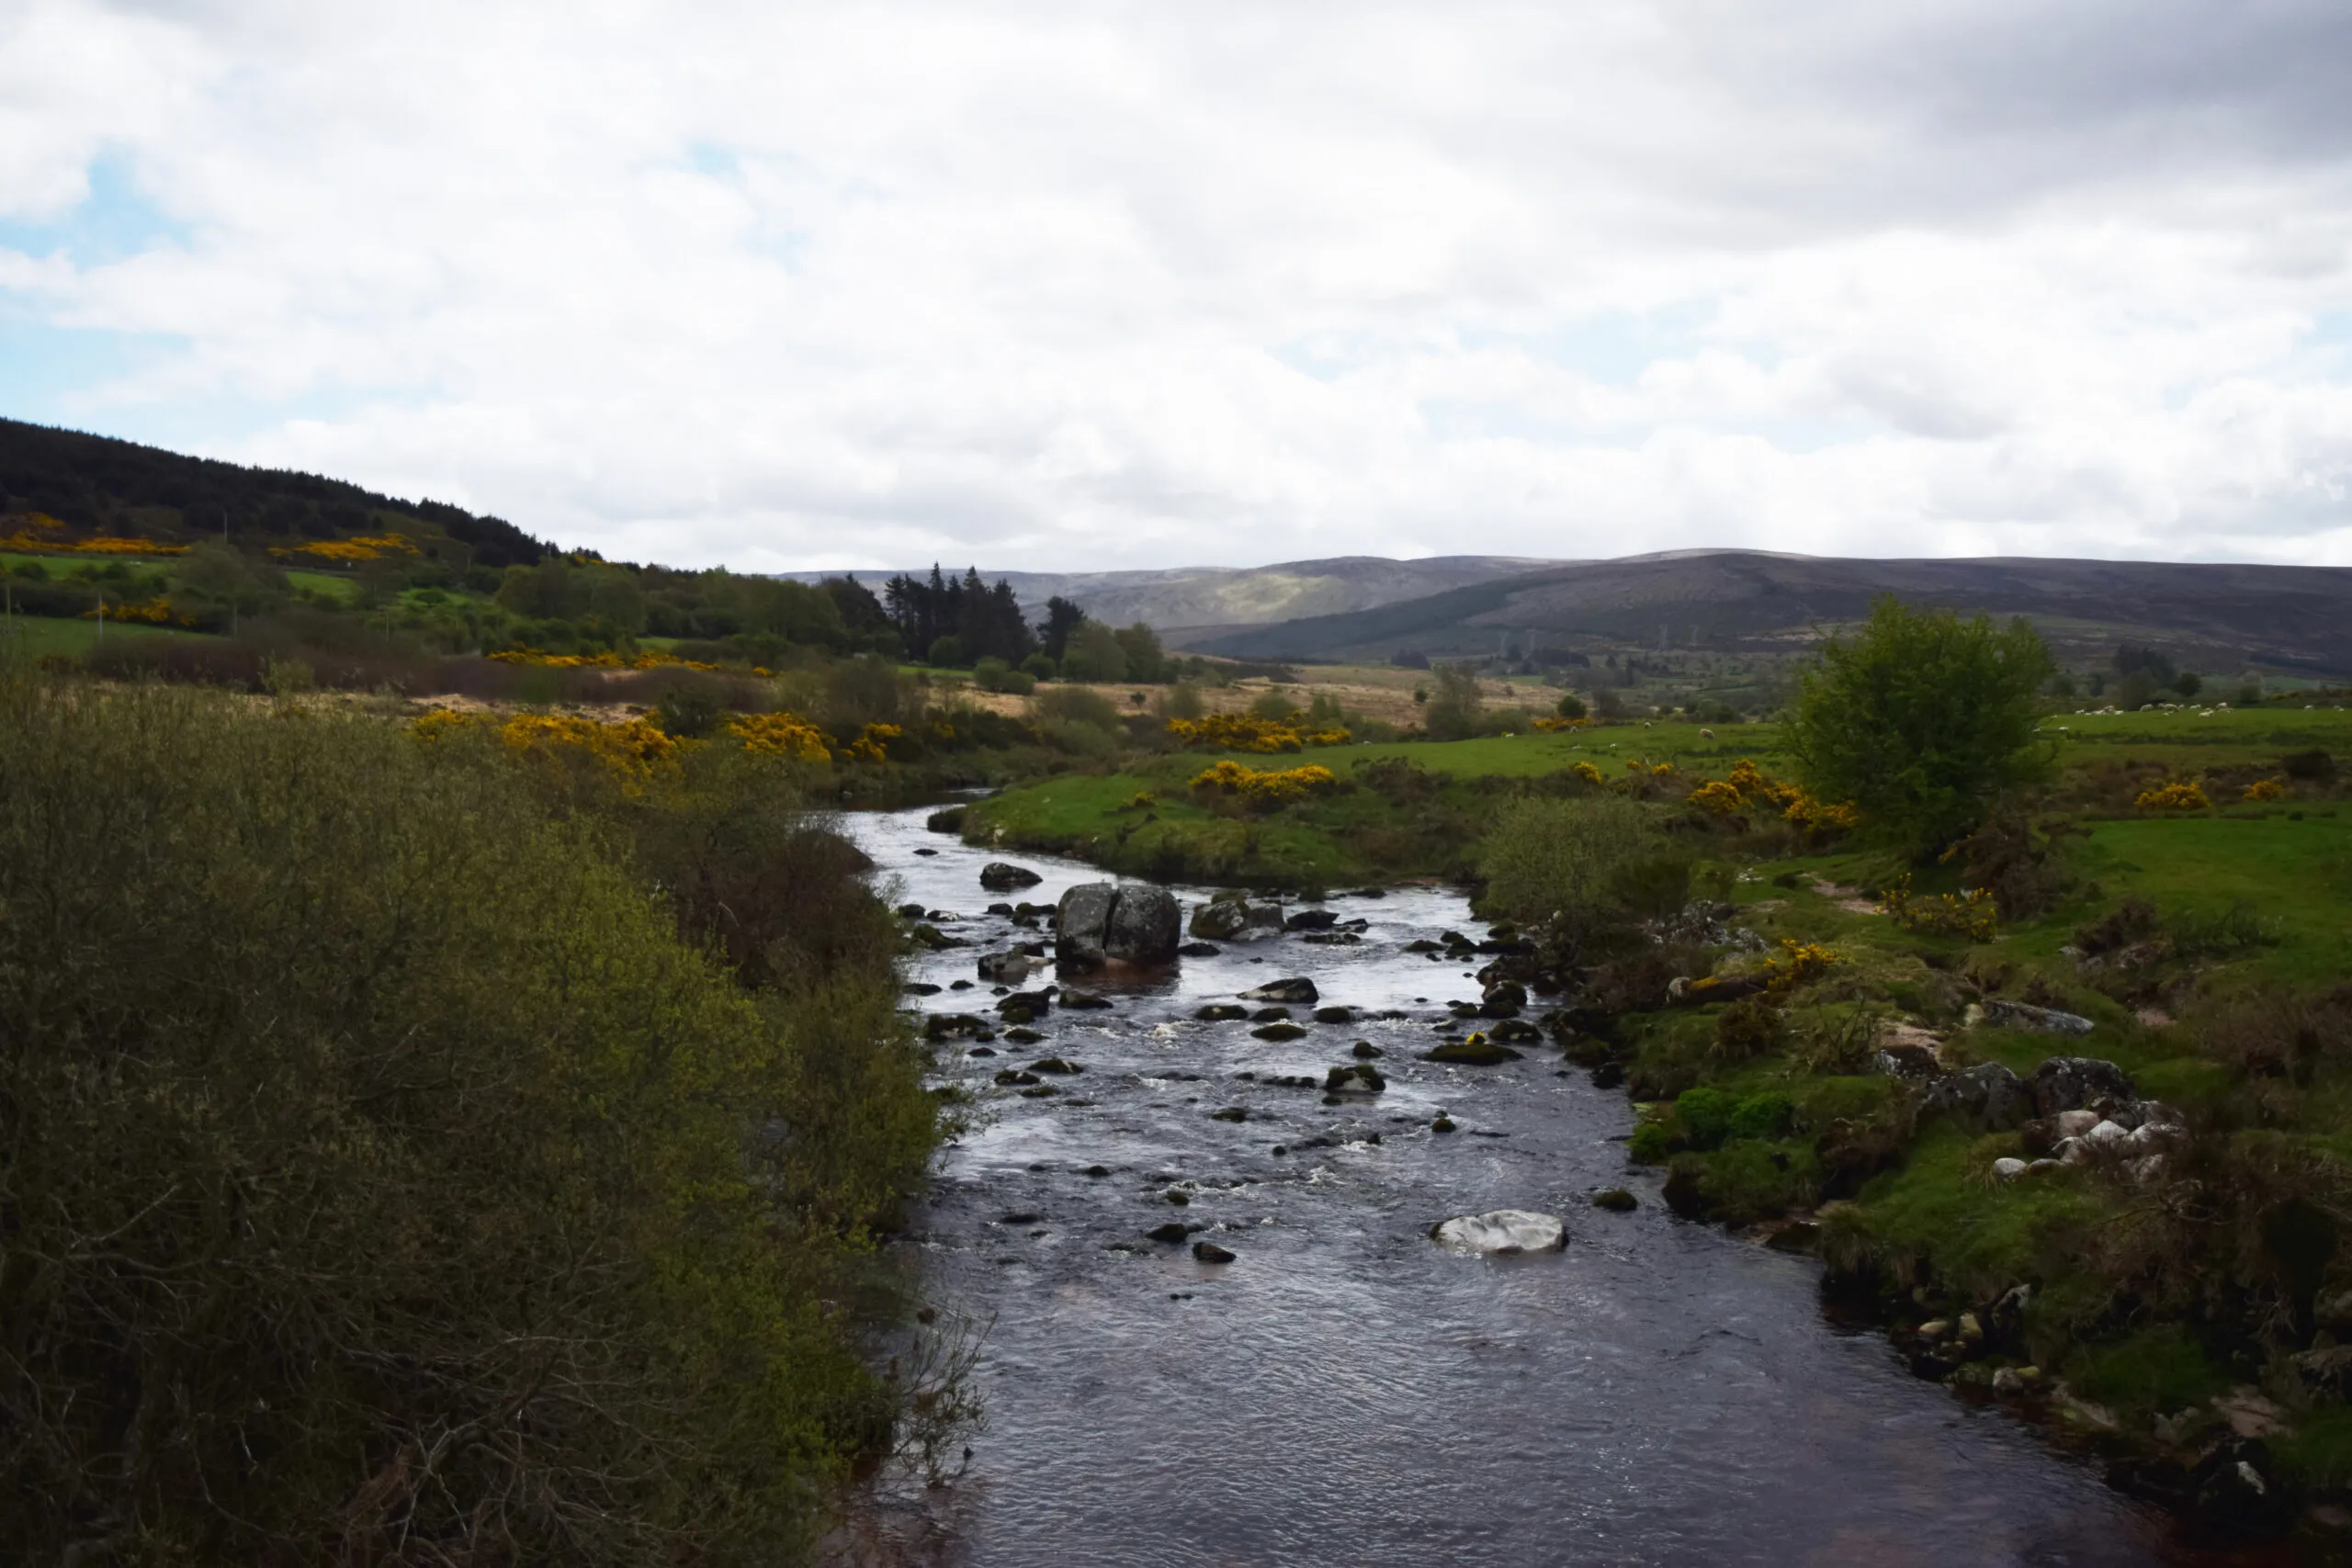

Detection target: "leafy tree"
[1555, 692, 1588, 720]
[927, 634, 969, 667]
[1422, 664, 1485, 740]
[1112, 622, 1165, 682]
[1061, 620, 1127, 682]
[1786, 596, 2055, 858]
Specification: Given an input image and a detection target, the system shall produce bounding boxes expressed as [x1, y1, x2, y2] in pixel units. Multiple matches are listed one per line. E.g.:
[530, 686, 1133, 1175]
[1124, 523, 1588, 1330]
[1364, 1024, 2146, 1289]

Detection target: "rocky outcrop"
[2030, 1056, 2135, 1118]
[1920, 1062, 2035, 1133]
[1056, 883, 1181, 970]
[1983, 999, 2097, 1035]
[979, 861, 1044, 891]
[1430, 1210, 1566, 1254]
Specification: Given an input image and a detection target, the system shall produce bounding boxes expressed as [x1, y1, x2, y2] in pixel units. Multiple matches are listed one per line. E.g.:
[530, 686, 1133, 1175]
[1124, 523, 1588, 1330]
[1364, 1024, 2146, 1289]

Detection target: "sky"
[4, 1, 2352, 573]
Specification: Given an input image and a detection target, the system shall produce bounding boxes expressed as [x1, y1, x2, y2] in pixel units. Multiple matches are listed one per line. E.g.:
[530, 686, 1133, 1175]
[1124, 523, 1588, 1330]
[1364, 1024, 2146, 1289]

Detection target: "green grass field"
[284, 570, 361, 603]
[0, 615, 214, 658]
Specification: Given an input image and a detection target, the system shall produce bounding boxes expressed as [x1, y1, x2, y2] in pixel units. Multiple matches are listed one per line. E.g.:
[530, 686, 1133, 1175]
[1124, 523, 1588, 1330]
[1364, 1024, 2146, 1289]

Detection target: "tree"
[1555, 693, 1588, 720]
[1786, 596, 2055, 858]
[1037, 596, 1087, 661]
[1422, 664, 1485, 740]
[1061, 620, 1127, 682]
[1112, 622, 1165, 682]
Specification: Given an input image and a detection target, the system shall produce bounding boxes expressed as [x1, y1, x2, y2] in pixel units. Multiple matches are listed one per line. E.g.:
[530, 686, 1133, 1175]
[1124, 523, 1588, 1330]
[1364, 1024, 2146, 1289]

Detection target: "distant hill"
[0, 418, 548, 569]
[799, 557, 1563, 636]
[1183, 550, 2352, 674]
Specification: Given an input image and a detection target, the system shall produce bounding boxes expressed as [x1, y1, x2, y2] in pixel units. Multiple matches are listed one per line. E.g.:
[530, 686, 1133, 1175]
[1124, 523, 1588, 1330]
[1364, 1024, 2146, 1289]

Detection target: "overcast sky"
[5, 1, 2351, 572]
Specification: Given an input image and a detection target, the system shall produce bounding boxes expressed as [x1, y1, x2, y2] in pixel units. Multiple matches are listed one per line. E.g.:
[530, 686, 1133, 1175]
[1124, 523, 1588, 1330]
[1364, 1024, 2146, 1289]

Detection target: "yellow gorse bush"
[1683, 757, 1857, 832]
[726, 711, 831, 762]
[1571, 761, 1605, 786]
[3, 529, 188, 557]
[80, 596, 192, 626]
[1687, 779, 1746, 816]
[1189, 759, 1340, 805]
[1878, 875, 1998, 941]
[1762, 939, 1838, 992]
[500, 714, 680, 776]
[2134, 780, 2211, 812]
[840, 723, 901, 764]
[2244, 777, 2288, 802]
[489, 648, 725, 672]
[1163, 713, 1349, 753]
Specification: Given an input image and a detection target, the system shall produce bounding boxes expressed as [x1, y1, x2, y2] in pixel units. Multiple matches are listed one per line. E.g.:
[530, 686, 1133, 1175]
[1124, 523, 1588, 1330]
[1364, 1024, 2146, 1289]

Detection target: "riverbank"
[950, 707, 2352, 1541]
[860, 802, 2210, 1565]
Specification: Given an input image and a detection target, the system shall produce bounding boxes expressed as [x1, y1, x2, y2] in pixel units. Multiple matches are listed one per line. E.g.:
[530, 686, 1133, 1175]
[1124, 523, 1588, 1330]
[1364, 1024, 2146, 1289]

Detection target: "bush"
[0, 672, 931, 1562]
[1032, 683, 1124, 735]
[1786, 596, 2055, 859]
[1476, 795, 1657, 927]
[1555, 693, 1588, 720]
[1423, 665, 1485, 740]
[973, 655, 1035, 694]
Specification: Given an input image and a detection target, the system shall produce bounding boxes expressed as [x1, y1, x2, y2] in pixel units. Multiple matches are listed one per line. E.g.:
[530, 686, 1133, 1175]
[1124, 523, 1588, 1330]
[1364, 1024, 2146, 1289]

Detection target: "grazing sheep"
[1700, 727, 1716, 739]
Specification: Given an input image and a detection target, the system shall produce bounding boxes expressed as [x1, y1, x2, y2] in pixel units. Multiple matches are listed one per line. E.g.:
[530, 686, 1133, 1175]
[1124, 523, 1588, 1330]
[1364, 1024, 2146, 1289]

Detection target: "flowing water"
[847, 803, 2278, 1567]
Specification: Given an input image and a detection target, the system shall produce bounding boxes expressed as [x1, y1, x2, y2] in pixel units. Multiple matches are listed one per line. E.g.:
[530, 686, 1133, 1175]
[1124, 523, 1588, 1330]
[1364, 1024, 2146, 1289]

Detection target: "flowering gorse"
[1189, 760, 1340, 806]
[1164, 713, 1349, 752]
[2134, 781, 2211, 812]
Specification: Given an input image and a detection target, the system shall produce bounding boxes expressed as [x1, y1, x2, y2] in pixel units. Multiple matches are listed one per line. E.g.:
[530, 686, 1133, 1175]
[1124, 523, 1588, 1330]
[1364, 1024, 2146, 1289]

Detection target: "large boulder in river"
[979, 861, 1044, 892]
[1430, 1210, 1566, 1255]
[1190, 895, 1285, 942]
[1239, 976, 1318, 1004]
[1056, 882, 1181, 970]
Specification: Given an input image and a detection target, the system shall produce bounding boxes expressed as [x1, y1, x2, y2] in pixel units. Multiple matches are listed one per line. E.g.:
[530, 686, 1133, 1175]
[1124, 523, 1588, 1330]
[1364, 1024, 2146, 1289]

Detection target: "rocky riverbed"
[847, 802, 2290, 1567]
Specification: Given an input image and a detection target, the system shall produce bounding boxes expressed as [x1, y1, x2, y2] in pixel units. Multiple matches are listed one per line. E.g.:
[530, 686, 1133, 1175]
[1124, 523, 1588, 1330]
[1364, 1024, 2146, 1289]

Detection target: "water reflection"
[847, 804, 2266, 1567]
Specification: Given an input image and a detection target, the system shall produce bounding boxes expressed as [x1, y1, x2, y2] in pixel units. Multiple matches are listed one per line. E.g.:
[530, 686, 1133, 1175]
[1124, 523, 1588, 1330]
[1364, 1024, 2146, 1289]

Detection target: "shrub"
[2283, 749, 2336, 782]
[1785, 596, 2055, 858]
[0, 673, 931, 1562]
[1555, 693, 1588, 720]
[2244, 776, 2287, 802]
[1476, 795, 1657, 927]
[2133, 780, 2211, 812]
[974, 656, 1036, 694]
[1423, 665, 1485, 740]
[1032, 683, 1125, 734]
[1878, 875, 1999, 941]
[1712, 997, 1785, 1064]
[1189, 760, 1340, 807]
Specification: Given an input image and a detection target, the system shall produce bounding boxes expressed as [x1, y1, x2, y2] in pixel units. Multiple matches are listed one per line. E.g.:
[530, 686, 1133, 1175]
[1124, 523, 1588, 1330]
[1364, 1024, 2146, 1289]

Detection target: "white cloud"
[4, 0, 2352, 569]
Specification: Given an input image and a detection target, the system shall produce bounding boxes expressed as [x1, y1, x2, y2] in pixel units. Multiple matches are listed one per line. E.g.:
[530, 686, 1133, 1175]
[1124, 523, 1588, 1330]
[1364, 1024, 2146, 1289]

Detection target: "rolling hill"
[0, 418, 548, 569]
[797, 557, 1563, 636]
[1181, 550, 2352, 674]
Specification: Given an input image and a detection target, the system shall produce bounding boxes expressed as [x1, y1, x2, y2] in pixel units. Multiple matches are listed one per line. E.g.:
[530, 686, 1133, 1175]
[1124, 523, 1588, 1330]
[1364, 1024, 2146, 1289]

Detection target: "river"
[845, 802, 2281, 1567]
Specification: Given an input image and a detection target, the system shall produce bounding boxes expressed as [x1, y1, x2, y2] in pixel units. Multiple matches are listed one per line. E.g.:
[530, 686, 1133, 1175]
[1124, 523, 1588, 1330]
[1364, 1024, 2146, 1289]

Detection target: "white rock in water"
[1431, 1209, 1566, 1255]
